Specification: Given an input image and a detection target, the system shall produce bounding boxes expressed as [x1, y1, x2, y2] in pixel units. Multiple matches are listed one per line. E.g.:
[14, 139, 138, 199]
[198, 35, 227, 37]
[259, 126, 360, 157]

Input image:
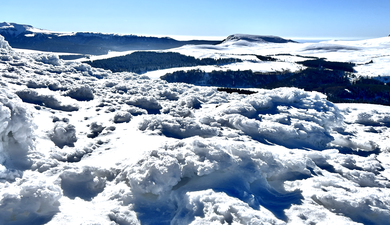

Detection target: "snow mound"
[60, 166, 111, 201]
[172, 189, 285, 225]
[65, 85, 94, 101]
[113, 133, 390, 224]
[125, 95, 162, 114]
[138, 115, 219, 139]
[0, 172, 62, 225]
[355, 110, 390, 126]
[113, 111, 132, 123]
[0, 89, 35, 174]
[204, 88, 343, 149]
[311, 186, 390, 224]
[49, 122, 77, 149]
[16, 89, 79, 111]
[115, 137, 309, 223]
[136, 88, 342, 149]
[0, 35, 12, 51]
[35, 54, 63, 66]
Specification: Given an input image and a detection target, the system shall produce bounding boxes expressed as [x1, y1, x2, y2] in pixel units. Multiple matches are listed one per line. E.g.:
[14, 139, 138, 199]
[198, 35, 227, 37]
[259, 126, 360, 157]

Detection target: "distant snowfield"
[68, 36, 390, 82]
[173, 36, 390, 81]
[1, 34, 390, 225]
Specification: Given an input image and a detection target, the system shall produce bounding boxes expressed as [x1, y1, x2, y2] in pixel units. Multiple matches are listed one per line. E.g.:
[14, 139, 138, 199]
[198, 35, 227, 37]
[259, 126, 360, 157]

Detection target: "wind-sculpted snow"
[35, 54, 63, 66]
[64, 84, 94, 101]
[137, 88, 343, 149]
[114, 138, 305, 223]
[125, 95, 162, 114]
[16, 89, 79, 111]
[49, 122, 77, 148]
[113, 135, 390, 224]
[207, 89, 343, 149]
[0, 172, 62, 225]
[113, 111, 132, 123]
[0, 35, 11, 51]
[1, 35, 390, 224]
[0, 89, 35, 174]
[171, 189, 285, 225]
[355, 110, 390, 126]
[138, 115, 220, 139]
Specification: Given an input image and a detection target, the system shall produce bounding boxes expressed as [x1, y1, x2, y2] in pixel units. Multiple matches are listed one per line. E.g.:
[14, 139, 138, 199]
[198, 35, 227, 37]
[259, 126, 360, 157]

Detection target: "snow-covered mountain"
[0, 22, 52, 36]
[1, 33, 390, 225]
[0, 22, 220, 55]
[221, 34, 296, 44]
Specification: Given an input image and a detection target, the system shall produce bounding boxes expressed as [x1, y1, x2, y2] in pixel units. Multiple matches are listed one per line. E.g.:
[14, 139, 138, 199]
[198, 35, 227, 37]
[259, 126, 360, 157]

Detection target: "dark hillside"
[85, 51, 241, 73]
[0, 23, 221, 55]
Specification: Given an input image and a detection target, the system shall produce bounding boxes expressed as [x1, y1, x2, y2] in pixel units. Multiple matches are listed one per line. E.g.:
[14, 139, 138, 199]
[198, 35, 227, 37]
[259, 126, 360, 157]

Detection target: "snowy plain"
[0, 34, 390, 225]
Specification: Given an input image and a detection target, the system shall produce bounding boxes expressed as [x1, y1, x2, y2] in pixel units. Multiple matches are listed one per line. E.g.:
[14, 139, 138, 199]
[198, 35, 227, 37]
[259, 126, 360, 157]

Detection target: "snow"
[0, 35, 11, 51]
[0, 22, 53, 37]
[1, 34, 390, 224]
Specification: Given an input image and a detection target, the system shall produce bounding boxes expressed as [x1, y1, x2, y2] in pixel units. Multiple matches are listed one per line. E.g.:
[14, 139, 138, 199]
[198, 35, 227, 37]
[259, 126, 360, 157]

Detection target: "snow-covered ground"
[1, 34, 390, 225]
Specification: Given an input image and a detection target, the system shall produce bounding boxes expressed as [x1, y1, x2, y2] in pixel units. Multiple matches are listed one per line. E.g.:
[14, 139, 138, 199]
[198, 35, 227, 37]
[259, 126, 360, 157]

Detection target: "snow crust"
[1, 34, 390, 224]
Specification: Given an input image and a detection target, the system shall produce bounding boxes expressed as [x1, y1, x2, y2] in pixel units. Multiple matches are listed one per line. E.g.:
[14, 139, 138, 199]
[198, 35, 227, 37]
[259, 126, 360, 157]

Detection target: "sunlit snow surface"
[1, 34, 390, 225]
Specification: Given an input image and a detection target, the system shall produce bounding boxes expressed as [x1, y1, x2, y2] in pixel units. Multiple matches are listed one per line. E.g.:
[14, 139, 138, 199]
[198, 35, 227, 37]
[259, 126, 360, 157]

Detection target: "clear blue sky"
[1, 0, 389, 40]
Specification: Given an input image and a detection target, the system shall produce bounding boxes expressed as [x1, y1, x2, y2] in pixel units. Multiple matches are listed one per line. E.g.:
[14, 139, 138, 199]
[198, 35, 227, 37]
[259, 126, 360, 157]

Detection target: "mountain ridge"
[0, 22, 220, 55]
[0, 23, 298, 55]
[221, 33, 297, 44]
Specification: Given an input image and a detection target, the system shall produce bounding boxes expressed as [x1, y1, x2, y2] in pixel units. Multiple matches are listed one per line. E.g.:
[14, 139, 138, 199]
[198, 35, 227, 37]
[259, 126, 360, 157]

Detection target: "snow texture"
[0, 89, 35, 173]
[0, 35, 12, 51]
[65, 85, 94, 101]
[0, 34, 390, 225]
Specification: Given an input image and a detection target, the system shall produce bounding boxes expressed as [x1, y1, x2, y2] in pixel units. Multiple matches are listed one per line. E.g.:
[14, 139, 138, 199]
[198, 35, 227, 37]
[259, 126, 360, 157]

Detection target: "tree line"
[85, 51, 241, 74]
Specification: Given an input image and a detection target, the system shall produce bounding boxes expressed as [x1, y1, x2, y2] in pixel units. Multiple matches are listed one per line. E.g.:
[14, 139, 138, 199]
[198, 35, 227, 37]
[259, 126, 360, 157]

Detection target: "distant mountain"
[0, 22, 220, 55]
[221, 34, 297, 44]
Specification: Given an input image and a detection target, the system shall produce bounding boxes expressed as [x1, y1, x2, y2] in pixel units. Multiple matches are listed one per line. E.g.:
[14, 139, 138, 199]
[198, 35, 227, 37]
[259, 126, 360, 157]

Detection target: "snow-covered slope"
[0, 34, 390, 224]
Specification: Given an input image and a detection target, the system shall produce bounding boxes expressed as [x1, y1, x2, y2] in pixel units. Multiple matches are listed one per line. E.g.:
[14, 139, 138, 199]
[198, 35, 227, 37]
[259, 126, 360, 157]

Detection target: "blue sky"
[1, 0, 389, 40]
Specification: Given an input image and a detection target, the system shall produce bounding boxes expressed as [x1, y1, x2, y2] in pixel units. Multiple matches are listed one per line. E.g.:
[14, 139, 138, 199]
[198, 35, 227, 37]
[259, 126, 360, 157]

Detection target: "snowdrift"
[0, 35, 390, 224]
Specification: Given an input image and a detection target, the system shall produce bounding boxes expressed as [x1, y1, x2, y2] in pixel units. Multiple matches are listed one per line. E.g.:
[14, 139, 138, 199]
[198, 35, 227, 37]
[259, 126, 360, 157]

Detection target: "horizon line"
[1, 22, 386, 42]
